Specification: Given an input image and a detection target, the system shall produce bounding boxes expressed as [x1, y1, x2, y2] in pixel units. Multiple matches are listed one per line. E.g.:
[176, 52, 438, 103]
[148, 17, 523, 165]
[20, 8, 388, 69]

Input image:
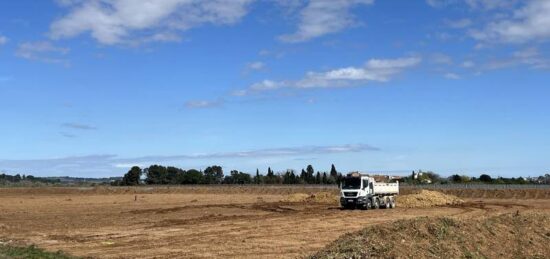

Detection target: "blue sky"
[1, 0, 549, 177]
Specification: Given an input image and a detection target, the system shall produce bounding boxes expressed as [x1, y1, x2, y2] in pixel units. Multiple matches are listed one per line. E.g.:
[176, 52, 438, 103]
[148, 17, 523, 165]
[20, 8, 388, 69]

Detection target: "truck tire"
[390, 198, 396, 209]
[362, 199, 371, 210]
[372, 198, 379, 209]
[382, 197, 390, 209]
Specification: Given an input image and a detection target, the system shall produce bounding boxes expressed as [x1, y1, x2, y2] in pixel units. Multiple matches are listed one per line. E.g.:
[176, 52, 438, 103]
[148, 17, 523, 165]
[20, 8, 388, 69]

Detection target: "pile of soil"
[281, 192, 338, 203]
[282, 190, 462, 207]
[310, 212, 550, 258]
[397, 190, 463, 208]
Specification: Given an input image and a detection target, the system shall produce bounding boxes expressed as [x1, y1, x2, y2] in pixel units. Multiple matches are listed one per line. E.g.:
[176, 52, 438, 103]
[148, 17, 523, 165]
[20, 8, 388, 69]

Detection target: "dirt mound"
[310, 212, 550, 259]
[397, 190, 463, 208]
[281, 192, 338, 203]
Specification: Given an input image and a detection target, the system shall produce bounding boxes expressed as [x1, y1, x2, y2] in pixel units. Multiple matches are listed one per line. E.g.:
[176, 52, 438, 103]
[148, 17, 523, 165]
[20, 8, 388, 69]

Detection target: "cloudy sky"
[1, 0, 549, 177]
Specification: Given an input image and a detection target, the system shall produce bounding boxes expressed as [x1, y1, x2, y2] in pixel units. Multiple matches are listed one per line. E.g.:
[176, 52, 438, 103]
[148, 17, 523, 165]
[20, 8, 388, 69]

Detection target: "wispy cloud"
[430, 53, 453, 65]
[184, 99, 224, 109]
[59, 132, 77, 138]
[234, 56, 422, 96]
[444, 72, 461, 80]
[427, 0, 517, 10]
[49, 0, 254, 45]
[244, 61, 266, 73]
[15, 41, 70, 64]
[482, 47, 549, 70]
[445, 18, 472, 29]
[279, 0, 374, 43]
[0, 143, 379, 176]
[61, 122, 97, 130]
[462, 60, 475, 68]
[470, 0, 550, 44]
[0, 35, 7, 45]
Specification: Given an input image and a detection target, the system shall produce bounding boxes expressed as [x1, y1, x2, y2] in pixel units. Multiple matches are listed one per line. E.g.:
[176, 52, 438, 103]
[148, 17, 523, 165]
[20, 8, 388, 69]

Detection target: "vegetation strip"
[0, 244, 76, 259]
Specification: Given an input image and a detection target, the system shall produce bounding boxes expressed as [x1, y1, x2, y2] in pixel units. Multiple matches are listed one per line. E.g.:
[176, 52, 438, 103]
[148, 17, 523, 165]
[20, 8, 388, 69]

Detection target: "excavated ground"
[311, 212, 550, 258]
[0, 186, 549, 258]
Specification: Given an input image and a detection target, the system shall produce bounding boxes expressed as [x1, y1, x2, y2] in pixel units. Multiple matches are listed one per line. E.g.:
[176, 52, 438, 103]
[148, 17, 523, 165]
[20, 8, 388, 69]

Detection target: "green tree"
[181, 169, 203, 184]
[315, 172, 321, 184]
[330, 164, 338, 179]
[145, 165, 167, 184]
[121, 166, 142, 186]
[265, 167, 276, 184]
[479, 174, 492, 183]
[300, 169, 306, 182]
[253, 169, 262, 184]
[204, 165, 223, 184]
[224, 170, 252, 184]
[306, 165, 314, 184]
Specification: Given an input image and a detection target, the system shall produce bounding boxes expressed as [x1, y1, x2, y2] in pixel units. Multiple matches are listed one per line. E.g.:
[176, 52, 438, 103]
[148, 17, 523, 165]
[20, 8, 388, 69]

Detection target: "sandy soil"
[1, 187, 549, 258]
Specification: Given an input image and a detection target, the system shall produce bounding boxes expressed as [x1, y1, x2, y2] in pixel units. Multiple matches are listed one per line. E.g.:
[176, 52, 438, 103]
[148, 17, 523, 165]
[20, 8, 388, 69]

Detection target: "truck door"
[362, 179, 369, 194]
[369, 182, 374, 194]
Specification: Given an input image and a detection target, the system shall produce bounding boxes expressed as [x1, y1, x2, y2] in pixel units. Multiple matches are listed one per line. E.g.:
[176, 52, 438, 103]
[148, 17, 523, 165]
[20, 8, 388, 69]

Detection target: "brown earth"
[0, 186, 549, 258]
[311, 212, 550, 258]
[396, 190, 464, 208]
[281, 190, 464, 208]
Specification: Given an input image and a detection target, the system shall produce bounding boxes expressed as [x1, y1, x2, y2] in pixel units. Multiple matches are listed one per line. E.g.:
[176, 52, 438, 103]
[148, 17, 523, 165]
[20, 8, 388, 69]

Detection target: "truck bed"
[372, 182, 399, 195]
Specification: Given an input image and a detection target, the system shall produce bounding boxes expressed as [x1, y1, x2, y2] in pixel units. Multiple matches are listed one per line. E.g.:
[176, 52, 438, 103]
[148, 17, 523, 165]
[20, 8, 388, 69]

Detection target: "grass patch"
[0, 244, 76, 259]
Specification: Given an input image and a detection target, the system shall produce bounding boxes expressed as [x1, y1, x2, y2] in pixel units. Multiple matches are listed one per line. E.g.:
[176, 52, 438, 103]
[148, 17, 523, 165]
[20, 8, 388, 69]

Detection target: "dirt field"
[1, 186, 550, 258]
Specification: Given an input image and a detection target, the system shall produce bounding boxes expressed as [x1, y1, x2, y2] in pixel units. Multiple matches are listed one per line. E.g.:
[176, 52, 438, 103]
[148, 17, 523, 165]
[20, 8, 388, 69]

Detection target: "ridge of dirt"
[281, 192, 338, 203]
[281, 190, 463, 208]
[310, 212, 550, 259]
[396, 190, 464, 208]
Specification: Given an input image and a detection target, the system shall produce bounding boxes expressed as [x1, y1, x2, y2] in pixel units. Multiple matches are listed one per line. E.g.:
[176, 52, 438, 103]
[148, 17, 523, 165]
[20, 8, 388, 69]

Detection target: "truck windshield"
[342, 178, 361, 189]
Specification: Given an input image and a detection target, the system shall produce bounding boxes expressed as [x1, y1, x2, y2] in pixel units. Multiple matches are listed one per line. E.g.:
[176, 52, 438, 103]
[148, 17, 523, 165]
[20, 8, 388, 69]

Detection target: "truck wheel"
[372, 198, 379, 209]
[390, 198, 396, 209]
[385, 197, 392, 209]
[362, 199, 371, 210]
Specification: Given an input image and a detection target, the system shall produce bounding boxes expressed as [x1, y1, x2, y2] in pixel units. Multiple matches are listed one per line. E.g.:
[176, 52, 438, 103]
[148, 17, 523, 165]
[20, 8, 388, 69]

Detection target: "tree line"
[403, 170, 550, 185]
[0, 173, 61, 184]
[115, 164, 342, 186]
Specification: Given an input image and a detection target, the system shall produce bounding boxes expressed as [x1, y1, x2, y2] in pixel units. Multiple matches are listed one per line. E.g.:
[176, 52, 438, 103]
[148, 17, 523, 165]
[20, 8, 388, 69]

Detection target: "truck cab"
[340, 173, 398, 210]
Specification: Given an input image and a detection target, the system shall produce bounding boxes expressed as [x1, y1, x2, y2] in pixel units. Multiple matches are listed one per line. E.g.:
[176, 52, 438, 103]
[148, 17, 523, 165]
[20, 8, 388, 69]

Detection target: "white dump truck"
[340, 172, 399, 209]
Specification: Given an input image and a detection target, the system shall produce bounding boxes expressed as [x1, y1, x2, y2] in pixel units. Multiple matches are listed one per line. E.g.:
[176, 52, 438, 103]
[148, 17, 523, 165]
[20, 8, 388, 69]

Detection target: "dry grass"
[310, 212, 550, 258]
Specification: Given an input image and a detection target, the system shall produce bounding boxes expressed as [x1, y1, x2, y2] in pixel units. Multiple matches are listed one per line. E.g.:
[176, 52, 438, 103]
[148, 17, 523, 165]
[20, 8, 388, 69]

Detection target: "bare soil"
[1, 187, 549, 258]
[311, 212, 550, 258]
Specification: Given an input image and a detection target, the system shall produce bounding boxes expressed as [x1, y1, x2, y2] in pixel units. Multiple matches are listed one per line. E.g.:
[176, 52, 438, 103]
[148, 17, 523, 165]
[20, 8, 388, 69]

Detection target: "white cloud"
[444, 72, 461, 79]
[462, 60, 475, 68]
[279, 0, 373, 43]
[471, 0, 550, 43]
[235, 56, 421, 95]
[427, 0, 516, 9]
[446, 18, 472, 29]
[464, 0, 518, 10]
[245, 61, 266, 72]
[185, 99, 224, 109]
[0, 144, 378, 176]
[59, 132, 77, 138]
[15, 41, 70, 64]
[49, 0, 254, 45]
[0, 35, 7, 45]
[430, 53, 453, 64]
[483, 47, 549, 70]
[61, 122, 97, 130]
